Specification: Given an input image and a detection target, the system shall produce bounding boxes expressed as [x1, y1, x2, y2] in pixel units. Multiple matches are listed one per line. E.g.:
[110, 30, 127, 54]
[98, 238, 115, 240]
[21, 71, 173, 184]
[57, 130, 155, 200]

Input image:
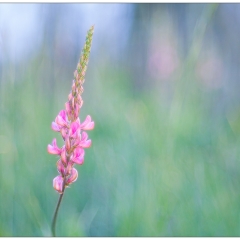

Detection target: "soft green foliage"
[0, 56, 240, 237]
[0, 5, 240, 236]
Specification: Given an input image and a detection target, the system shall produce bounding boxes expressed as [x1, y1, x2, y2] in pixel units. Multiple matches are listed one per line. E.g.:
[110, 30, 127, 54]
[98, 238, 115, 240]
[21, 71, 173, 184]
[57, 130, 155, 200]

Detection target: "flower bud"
[53, 175, 64, 194]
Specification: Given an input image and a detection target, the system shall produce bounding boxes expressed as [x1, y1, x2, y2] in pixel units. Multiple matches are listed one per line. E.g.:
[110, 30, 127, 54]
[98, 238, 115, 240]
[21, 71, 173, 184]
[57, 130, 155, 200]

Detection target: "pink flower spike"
[80, 115, 95, 130]
[48, 26, 95, 195]
[47, 138, 62, 155]
[51, 122, 60, 132]
[71, 147, 85, 165]
[53, 175, 64, 193]
[66, 168, 78, 185]
[55, 110, 68, 127]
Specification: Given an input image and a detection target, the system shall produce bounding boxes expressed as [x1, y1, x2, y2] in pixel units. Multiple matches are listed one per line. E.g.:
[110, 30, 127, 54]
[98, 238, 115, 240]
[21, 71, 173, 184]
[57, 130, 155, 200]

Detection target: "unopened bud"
[53, 175, 64, 194]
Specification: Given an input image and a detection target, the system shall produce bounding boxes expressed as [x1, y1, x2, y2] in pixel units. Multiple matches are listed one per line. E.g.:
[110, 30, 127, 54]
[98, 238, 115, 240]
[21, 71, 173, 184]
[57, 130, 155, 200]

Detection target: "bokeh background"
[0, 3, 240, 236]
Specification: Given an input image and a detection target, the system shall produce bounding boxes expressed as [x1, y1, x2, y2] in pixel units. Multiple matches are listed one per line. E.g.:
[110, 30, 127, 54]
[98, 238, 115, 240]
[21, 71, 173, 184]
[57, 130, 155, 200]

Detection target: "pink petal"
[55, 110, 68, 127]
[81, 131, 88, 142]
[51, 122, 60, 132]
[66, 168, 78, 185]
[59, 109, 67, 119]
[79, 139, 92, 148]
[74, 132, 92, 148]
[76, 117, 80, 125]
[80, 115, 95, 130]
[53, 175, 64, 193]
[47, 138, 62, 155]
[69, 121, 80, 138]
[71, 147, 85, 165]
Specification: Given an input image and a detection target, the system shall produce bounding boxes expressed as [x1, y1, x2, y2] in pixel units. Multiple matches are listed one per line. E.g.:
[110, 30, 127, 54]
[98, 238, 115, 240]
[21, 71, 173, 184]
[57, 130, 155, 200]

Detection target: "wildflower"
[48, 26, 94, 194]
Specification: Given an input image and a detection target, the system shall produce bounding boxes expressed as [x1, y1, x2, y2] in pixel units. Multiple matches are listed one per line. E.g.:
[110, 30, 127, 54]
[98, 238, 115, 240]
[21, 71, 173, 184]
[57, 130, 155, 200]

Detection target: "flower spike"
[49, 26, 95, 237]
[48, 26, 94, 196]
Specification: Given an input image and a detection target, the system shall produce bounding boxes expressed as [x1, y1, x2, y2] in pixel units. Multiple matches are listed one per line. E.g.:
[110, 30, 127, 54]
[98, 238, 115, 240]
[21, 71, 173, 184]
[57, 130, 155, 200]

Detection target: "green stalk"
[51, 181, 66, 237]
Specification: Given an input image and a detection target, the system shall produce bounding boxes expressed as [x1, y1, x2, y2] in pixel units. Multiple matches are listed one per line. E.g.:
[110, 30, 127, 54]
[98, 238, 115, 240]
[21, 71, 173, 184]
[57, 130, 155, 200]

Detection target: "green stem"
[51, 181, 66, 237]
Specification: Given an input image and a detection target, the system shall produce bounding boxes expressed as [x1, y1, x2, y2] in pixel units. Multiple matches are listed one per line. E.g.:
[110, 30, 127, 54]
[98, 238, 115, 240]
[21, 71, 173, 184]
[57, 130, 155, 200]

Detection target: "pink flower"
[53, 175, 64, 193]
[47, 138, 62, 155]
[51, 110, 69, 136]
[48, 26, 95, 194]
[80, 115, 94, 130]
[70, 147, 85, 165]
[77, 131, 92, 148]
[66, 168, 78, 185]
[55, 110, 68, 128]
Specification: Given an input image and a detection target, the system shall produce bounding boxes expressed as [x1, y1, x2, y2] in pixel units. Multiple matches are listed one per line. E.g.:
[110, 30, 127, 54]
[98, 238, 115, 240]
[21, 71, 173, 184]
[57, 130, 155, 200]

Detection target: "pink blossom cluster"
[47, 87, 94, 193]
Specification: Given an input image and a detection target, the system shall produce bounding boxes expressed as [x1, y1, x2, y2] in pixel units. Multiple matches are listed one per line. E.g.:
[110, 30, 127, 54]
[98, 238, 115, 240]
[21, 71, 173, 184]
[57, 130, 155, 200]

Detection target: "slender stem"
[51, 181, 66, 237]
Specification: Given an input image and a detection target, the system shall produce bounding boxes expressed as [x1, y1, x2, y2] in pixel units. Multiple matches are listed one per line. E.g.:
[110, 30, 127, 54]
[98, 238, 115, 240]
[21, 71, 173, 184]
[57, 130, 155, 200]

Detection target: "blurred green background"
[0, 3, 240, 236]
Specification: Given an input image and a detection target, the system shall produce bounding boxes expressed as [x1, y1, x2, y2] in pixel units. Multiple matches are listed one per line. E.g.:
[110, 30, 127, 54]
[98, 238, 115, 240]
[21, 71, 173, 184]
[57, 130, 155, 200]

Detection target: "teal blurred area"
[0, 3, 240, 236]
